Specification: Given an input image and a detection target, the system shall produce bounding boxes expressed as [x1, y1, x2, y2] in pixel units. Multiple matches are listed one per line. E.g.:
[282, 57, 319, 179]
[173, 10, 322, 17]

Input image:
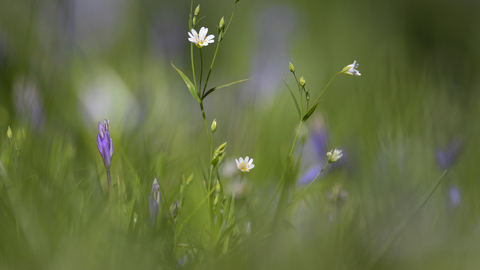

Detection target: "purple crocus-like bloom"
[435, 138, 462, 171]
[149, 178, 161, 225]
[97, 119, 113, 169]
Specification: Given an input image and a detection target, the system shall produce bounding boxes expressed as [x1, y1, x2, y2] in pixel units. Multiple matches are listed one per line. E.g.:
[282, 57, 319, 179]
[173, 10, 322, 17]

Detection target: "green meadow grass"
[1, 0, 480, 269]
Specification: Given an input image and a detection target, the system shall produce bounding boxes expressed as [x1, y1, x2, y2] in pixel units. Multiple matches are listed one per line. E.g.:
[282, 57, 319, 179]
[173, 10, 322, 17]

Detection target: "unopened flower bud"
[306, 91, 310, 101]
[7, 126, 12, 140]
[215, 181, 221, 192]
[186, 174, 194, 186]
[97, 119, 113, 169]
[299, 77, 306, 86]
[149, 178, 161, 225]
[219, 17, 225, 30]
[289, 62, 295, 73]
[194, 5, 200, 16]
[215, 142, 227, 155]
[170, 201, 179, 218]
[211, 119, 217, 133]
[211, 142, 227, 165]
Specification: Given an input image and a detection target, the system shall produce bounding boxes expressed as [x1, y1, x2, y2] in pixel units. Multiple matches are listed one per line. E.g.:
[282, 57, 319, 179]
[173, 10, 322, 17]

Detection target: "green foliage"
[0, 0, 479, 269]
[171, 62, 201, 103]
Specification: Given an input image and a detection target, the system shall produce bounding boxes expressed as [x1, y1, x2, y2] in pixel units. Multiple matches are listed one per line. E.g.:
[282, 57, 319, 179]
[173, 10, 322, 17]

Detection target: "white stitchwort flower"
[188, 27, 215, 48]
[327, 149, 343, 163]
[236, 156, 255, 172]
[342, 60, 361, 76]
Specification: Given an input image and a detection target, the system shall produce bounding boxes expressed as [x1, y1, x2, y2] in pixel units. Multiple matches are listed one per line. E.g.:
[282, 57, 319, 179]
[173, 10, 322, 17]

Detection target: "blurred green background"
[0, 0, 480, 269]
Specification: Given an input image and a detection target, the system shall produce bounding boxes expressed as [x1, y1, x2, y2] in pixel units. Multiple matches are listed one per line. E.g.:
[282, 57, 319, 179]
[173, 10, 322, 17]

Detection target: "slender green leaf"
[171, 62, 201, 102]
[202, 78, 251, 99]
[283, 79, 301, 117]
[302, 101, 321, 122]
[222, 193, 235, 253]
[127, 176, 140, 232]
[364, 170, 448, 269]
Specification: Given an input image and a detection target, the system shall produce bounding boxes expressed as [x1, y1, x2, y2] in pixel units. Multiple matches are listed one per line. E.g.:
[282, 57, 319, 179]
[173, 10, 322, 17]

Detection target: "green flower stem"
[261, 169, 285, 218]
[289, 121, 303, 157]
[312, 71, 341, 106]
[293, 73, 303, 114]
[207, 165, 215, 237]
[191, 43, 198, 92]
[261, 120, 304, 217]
[261, 68, 338, 215]
[177, 185, 217, 236]
[199, 48, 204, 93]
[199, 100, 214, 234]
[288, 162, 329, 206]
[201, 1, 237, 97]
[199, 101, 213, 154]
[224, 2, 237, 34]
[106, 169, 111, 196]
[202, 41, 220, 97]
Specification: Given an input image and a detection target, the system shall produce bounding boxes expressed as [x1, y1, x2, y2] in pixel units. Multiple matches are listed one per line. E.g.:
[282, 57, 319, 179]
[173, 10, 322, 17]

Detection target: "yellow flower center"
[239, 162, 248, 171]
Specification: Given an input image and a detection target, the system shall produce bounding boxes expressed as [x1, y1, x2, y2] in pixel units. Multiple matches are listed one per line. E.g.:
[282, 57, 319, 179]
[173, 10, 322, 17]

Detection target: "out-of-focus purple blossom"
[311, 126, 328, 161]
[150, 6, 186, 60]
[448, 185, 461, 208]
[436, 138, 462, 171]
[297, 122, 349, 186]
[298, 124, 328, 185]
[37, 0, 126, 53]
[298, 164, 324, 186]
[97, 119, 113, 169]
[240, 5, 298, 102]
[74, 0, 126, 52]
[178, 254, 188, 267]
[14, 77, 46, 131]
[149, 178, 161, 225]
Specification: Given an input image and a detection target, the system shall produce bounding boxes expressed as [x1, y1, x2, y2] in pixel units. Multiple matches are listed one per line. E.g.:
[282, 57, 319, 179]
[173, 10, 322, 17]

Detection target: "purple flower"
[448, 185, 461, 208]
[298, 165, 324, 186]
[435, 138, 462, 171]
[178, 254, 188, 267]
[149, 178, 161, 225]
[297, 123, 349, 186]
[97, 119, 113, 169]
[311, 126, 328, 162]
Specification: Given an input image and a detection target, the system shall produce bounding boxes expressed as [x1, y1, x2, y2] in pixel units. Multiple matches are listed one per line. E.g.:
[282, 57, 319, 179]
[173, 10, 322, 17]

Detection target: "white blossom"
[342, 60, 361, 76]
[235, 156, 255, 172]
[188, 27, 215, 48]
[327, 149, 343, 163]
